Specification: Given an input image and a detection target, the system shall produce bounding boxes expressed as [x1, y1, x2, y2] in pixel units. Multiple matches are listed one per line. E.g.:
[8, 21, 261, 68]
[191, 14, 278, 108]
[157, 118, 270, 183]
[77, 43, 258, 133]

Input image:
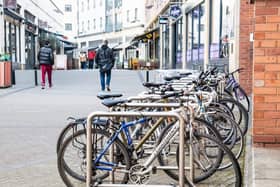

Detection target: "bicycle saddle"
[164, 75, 182, 81]
[101, 99, 127, 108]
[97, 93, 123, 100]
[143, 82, 165, 88]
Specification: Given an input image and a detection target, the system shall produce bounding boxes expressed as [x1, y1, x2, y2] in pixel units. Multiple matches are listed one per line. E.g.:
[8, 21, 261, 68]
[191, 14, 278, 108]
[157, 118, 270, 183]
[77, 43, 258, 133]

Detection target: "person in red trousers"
[37, 40, 54, 89]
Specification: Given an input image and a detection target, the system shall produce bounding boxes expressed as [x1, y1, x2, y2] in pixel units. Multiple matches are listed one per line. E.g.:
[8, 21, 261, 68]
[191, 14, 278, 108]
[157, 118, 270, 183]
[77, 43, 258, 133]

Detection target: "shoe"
[106, 87, 111, 92]
[41, 86, 45, 89]
[49, 84, 52, 88]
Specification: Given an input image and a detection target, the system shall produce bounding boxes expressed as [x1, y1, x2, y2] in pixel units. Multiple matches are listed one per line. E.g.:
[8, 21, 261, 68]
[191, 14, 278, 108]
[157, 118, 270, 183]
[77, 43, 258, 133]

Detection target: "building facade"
[56, 0, 78, 41]
[0, 0, 65, 69]
[76, 0, 145, 68]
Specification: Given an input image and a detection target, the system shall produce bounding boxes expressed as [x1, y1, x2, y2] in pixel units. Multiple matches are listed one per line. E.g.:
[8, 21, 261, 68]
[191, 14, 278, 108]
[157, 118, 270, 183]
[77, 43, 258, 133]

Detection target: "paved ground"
[253, 147, 280, 187]
[0, 69, 261, 187]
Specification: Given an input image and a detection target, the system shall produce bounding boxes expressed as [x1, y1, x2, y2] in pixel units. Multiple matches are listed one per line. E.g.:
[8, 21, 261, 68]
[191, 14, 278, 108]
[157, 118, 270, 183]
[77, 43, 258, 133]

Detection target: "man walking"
[95, 40, 114, 91]
[38, 40, 54, 89]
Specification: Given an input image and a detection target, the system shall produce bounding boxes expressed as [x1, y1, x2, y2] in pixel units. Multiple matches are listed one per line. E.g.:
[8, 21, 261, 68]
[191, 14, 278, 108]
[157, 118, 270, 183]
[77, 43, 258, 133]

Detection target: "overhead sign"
[159, 16, 168, 24]
[169, 5, 182, 20]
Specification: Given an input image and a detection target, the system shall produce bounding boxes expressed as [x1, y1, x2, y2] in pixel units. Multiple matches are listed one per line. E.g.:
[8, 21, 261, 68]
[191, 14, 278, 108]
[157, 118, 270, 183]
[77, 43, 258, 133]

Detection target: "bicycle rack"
[86, 107, 195, 187]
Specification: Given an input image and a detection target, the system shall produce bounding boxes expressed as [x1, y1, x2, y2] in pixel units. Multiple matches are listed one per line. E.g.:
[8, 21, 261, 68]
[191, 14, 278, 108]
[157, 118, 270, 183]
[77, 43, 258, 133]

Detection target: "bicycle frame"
[86, 109, 189, 187]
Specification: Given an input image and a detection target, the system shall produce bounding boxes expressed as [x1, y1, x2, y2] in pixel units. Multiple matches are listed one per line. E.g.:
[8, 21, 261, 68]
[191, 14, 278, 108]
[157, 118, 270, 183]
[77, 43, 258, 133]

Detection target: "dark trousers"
[41, 64, 52, 86]
[100, 70, 111, 91]
[88, 60, 94, 69]
[81, 62, 87, 69]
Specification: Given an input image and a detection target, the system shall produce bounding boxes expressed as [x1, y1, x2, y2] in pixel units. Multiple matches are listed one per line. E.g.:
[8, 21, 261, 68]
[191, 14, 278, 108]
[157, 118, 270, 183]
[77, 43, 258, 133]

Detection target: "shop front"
[24, 10, 37, 69]
[183, 0, 238, 72]
[3, 7, 23, 69]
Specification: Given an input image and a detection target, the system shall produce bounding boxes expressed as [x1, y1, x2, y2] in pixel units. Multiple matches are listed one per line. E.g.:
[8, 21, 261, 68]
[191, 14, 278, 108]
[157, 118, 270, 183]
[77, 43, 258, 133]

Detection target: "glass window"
[186, 12, 192, 64]
[134, 8, 138, 21]
[210, 0, 221, 60]
[88, 20, 90, 30]
[65, 4, 72, 12]
[93, 19, 96, 30]
[82, 21, 84, 32]
[65, 23, 72, 31]
[127, 10, 129, 22]
[100, 17, 102, 28]
[88, 0, 90, 10]
[199, 4, 206, 61]
[100, 0, 102, 6]
[93, 0, 95, 8]
[81, 1, 84, 12]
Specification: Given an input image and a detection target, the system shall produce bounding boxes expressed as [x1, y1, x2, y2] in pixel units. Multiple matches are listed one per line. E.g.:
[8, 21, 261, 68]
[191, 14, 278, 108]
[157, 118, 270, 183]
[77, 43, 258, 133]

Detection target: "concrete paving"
[0, 69, 257, 186]
[253, 147, 280, 187]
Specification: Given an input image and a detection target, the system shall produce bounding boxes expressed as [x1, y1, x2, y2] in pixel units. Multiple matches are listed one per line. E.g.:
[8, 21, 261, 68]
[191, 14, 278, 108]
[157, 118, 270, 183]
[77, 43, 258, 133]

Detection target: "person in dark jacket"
[37, 40, 54, 89]
[95, 40, 114, 91]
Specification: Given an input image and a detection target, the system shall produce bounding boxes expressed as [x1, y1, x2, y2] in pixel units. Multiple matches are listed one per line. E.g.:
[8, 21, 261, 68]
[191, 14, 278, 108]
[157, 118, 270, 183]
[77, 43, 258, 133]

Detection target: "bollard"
[146, 70, 149, 82]
[34, 69, 38, 86]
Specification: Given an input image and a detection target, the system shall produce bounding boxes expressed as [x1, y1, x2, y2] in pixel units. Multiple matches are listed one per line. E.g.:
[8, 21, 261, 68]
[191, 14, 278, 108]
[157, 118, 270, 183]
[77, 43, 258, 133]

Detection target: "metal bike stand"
[86, 110, 193, 187]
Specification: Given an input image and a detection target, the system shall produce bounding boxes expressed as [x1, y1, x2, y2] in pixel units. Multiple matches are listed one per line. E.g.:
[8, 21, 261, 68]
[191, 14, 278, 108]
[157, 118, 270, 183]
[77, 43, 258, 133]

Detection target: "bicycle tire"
[157, 118, 222, 183]
[57, 129, 131, 186]
[219, 98, 249, 136]
[176, 132, 242, 186]
[233, 86, 250, 112]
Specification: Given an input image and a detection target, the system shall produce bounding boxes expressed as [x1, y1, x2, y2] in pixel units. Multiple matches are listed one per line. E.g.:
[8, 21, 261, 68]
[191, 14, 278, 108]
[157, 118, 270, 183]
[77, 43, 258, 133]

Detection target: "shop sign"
[159, 16, 168, 24]
[169, 5, 182, 20]
[4, 0, 17, 9]
[38, 19, 48, 29]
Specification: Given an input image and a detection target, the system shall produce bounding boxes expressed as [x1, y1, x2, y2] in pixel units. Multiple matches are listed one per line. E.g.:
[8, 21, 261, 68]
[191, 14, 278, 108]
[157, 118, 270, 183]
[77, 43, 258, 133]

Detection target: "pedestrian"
[79, 51, 87, 69]
[37, 40, 54, 89]
[88, 50, 96, 69]
[95, 40, 115, 91]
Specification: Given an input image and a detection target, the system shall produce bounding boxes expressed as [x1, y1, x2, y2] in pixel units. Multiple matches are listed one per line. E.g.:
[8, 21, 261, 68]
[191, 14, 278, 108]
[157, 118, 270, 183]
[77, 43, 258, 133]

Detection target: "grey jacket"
[38, 45, 54, 65]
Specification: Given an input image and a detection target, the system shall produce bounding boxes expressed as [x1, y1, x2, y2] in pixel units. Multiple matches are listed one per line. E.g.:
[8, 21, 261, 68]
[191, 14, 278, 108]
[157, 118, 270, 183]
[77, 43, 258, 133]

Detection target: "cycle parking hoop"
[86, 110, 194, 187]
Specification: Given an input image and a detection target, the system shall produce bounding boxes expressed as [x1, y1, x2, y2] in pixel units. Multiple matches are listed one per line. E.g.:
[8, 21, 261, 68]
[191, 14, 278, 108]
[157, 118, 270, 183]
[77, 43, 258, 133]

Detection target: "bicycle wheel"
[157, 118, 222, 183]
[56, 118, 108, 154]
[205, 108, 244, 170]
[57, 129, 130, 187]
[176, 132, 242, 186]
[233, 86, 250, 112]
[219, 98, 249, 136]
[56, 122, 84, 154]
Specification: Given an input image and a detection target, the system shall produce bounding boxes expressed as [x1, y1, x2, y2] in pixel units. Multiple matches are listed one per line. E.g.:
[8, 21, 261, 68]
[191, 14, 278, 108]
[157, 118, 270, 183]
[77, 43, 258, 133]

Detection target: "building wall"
[76, 0, 145, 48]
[56, 0, 78, 41]
[18, 0, 64, 33]
[239, 0, 254, 95]
[253, 0, 280, 146]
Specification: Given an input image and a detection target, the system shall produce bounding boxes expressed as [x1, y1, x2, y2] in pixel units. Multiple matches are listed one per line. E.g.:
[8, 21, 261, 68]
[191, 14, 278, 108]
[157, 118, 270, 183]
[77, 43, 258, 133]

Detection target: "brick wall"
[253, 0, 280, 146]
[239, 0, 254, 95]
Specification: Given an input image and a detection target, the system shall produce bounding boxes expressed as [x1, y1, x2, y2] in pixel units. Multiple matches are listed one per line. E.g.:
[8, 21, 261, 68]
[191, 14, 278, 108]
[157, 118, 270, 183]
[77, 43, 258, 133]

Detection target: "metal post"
[86, 110, 190, 187]
[34, 69, 38, 86]
[159, 24, 164, 69]
[146, 70, 149, 82]
[204, 0, 210, 71]
[182, 11, 187, 69]
[0, 0, 4, 55]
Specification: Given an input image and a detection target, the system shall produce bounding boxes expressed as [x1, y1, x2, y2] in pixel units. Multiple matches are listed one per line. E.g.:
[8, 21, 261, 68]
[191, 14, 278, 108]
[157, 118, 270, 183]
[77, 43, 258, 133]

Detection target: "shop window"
[65, 23, 72, 31]
[65, 4, 72, 12]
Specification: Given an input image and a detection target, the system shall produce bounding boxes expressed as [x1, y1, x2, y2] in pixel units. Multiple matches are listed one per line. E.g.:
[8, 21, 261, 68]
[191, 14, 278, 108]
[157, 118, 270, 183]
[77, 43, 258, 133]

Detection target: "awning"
[4, 8, 24, 21]
[56, 36, 75, 45]
[113, 41, 137, 50]
[132, 27, 159, 42]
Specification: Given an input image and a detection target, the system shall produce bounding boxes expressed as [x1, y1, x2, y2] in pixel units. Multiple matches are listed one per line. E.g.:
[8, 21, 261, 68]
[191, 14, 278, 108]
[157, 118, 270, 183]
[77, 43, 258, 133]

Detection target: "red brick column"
[239, 0, 254, 95]
[253, 0, 280, 146]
